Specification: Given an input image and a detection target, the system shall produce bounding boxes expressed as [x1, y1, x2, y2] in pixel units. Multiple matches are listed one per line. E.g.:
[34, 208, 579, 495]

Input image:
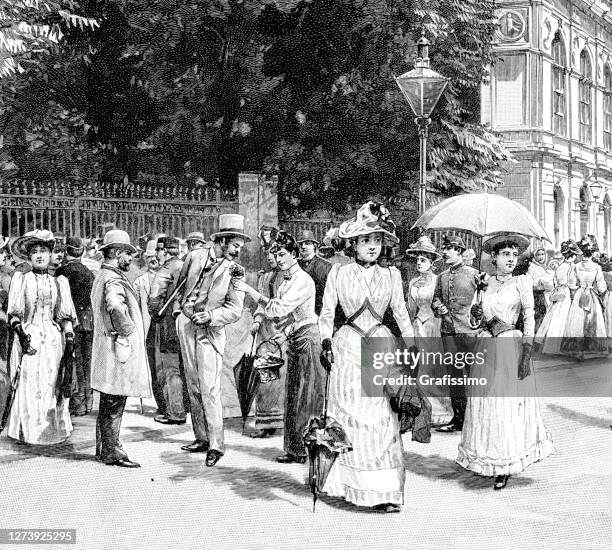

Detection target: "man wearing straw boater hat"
[91, 230, 152, 468]
[431, 234, 479, 433]
[172, 214, 247, 467]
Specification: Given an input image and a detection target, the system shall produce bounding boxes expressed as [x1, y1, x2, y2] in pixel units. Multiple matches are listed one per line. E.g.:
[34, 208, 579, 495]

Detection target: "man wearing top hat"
[296, 230, 332, 316]
[91, 230, 152, 468]
[148, 236, 186, 425]
[56, 236, 96, 415]
[172, 214, 247, 467]
[431, 234, 479, 433]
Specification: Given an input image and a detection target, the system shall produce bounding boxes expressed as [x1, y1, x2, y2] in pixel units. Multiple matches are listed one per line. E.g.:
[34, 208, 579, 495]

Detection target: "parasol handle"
[322, 366, 331, 425]
[250, 331, 258, 356]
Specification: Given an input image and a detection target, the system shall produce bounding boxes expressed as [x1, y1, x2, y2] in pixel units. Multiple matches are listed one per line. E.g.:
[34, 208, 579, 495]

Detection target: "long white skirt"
[7, 319, 72, 445]
[322, 326, 405, 507]
[457, 330, 555, 476]
[535, 286, 572, 355]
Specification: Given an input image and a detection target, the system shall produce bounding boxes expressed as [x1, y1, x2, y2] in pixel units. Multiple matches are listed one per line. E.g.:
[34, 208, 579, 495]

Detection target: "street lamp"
[394, 32, 449, 215]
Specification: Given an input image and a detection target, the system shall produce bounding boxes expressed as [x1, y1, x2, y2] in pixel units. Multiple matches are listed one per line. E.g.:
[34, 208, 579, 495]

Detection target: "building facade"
[482, 0, 612, 252]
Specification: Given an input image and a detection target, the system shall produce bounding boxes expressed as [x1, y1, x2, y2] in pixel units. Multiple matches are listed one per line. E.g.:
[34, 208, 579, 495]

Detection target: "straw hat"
[482, 233, 530, 256]
[13, 230, 56, 260]
[339, 202, 398, 243]
[186, 231, 206, 244]
[404, 235, 441, 260]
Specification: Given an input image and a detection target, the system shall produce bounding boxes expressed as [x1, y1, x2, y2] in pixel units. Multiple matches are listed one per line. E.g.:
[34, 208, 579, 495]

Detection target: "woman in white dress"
[526, 248, 554, 333]
[535, 240, 580, 355]
[404, 235, 452, 426]
[560, 237, 608, 358]
[459, 234, 555, 490]
[6, 230, 77, 445]
[318, 202, 414, 513]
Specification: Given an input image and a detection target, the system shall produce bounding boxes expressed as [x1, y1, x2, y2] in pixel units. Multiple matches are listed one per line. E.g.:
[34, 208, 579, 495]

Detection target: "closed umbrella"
[232, 335, 260, 432]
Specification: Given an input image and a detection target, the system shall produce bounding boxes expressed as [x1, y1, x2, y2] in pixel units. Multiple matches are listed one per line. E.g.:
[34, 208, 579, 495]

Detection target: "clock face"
[499, 11, 526, 41]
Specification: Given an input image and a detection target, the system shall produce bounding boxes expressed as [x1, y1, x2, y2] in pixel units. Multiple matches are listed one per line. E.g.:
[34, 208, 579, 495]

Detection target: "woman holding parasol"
[459, 233, 555, 490]
[317, 202, 415, 513]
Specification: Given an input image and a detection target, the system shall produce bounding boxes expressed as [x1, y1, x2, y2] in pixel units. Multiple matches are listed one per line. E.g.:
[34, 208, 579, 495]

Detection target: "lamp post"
[395, 32, 449, 215]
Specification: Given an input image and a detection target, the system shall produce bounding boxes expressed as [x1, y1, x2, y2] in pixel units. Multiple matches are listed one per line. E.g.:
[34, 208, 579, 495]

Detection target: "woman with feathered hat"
[560, 236, 608, 358]
[317, 202, 415, 513]
[535, 240, 580, 355]
[461, 233, 555, 490]
[5, 230, 78, 444]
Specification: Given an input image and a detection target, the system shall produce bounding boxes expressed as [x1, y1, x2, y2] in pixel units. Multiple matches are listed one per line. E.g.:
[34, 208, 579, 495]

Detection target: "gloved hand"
[64, 334, 75, 359]
[12, 321, 36, 355]
[320, 338, 334, 372]
[470, 303, 483, 320]
[251, 321, 261, 336]
[518, 342, 533, 380]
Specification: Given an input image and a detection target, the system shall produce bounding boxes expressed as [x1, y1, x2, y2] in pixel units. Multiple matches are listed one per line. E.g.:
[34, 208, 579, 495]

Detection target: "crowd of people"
[4, 201, 610, 514]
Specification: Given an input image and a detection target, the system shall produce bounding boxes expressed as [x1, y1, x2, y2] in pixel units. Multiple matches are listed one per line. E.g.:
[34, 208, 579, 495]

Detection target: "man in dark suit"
[431, 235, 479, 432]
[148, 236, 186, 425]
[296, 230, 331, 316]
[57, 236, 96, 415]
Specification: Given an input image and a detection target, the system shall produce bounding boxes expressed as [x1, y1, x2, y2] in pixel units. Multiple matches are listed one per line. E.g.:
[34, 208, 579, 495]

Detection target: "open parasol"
[303, 349, 352, 513]
[411, 193, 551, 243]
[232, 335, 260, 432]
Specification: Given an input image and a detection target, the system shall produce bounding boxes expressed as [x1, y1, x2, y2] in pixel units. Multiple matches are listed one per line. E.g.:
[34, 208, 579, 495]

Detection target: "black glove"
[64, 335, 75, 360]
[470, 304, 483, 320]
[11, 320, 36, 355]
[518, 342, 533, 380]
[320, 339, 334, 372]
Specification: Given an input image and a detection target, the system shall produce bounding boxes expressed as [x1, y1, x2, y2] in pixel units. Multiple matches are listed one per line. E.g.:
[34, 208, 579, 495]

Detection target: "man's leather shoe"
[205, 449, 223, 467]
[248, 428, 277, 438]
[276, 453, 306, 464]
[373, 503, 401, 513]
[154, 415, 186, 425]
[109, 458, 141, 468]
[181, 441, 209, 452]
[435, 422, 462, 433]
[494, 475, 510, 490]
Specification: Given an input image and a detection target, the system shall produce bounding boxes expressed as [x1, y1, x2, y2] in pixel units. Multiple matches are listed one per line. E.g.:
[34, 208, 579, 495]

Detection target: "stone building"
[482, 0, 612, 252]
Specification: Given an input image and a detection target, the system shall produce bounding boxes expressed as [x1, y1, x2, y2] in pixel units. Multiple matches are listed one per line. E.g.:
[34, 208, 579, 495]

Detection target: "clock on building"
[498, 10, 526, 42]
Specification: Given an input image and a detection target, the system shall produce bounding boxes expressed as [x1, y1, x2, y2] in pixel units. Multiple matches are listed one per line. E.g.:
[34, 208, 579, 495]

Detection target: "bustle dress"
[535, 260, 577, 355]
[560, 259, 608, 356]
[319, 263, 414, 507]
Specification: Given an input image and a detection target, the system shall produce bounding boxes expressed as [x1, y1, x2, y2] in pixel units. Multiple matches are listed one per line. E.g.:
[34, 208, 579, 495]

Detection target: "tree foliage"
[0, 0, 512, 216]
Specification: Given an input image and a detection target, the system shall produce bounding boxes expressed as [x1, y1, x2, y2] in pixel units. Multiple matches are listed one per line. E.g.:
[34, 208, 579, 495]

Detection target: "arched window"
[579, 49, 593, 144]
[551, 33, 567, 136]
[604, 65, 612, 150]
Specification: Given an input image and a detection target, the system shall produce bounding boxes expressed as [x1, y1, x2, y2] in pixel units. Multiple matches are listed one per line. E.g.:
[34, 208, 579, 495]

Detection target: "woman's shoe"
[494, 475, 510, 490]
[373, 503, 401, 513]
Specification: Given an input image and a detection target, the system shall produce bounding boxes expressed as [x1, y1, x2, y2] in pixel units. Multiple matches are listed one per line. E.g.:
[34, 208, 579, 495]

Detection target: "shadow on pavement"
[0, 440, 100, 464]
[402, 451, 534, 491]
[159, 450, 308, 508]
[546, 403, 612, 430]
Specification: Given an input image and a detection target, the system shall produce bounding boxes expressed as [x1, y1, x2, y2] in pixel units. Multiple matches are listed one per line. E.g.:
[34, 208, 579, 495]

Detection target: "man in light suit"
[173, 214, 247, 467]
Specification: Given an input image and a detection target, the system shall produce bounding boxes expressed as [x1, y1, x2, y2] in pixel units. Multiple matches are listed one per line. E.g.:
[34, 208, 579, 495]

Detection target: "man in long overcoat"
[296, 230, 331, 316]
[148, 236, 186, 425]
[173, 214, 246, 467]
[91, 230, 152, 468]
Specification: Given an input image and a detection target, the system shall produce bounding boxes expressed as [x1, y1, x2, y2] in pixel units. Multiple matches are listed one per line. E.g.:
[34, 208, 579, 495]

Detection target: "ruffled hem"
[323, 484, 404, 507]
[456, 435, 555, 477]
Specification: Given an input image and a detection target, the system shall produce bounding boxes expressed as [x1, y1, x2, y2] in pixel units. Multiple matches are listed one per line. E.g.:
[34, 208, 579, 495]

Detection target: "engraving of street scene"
[0, 1, 611, 549]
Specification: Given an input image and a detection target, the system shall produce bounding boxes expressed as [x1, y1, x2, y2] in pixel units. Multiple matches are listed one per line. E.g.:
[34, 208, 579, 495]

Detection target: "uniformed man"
[296, 230, 331, 316]
[431, 235, 479, 433]
[148, 236, 186, 425]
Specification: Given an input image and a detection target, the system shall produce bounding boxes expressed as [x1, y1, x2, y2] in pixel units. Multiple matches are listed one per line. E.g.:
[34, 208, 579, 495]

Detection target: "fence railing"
[0, 179, 238, 241]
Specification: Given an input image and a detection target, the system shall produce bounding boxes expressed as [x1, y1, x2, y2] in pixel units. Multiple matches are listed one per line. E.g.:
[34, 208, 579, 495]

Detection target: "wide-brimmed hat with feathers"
[339, 202, 398, 243]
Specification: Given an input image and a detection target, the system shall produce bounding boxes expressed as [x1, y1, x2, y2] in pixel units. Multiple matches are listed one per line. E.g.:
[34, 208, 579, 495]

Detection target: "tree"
[0, 1, 98, 178]
[258, 0, 512, 215]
